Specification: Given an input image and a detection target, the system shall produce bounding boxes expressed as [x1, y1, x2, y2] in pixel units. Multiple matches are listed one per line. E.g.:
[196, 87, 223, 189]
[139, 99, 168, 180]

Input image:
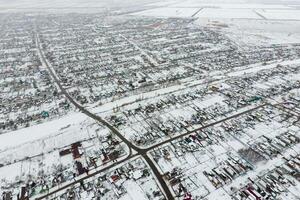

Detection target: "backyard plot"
[148, 105, 300, 199]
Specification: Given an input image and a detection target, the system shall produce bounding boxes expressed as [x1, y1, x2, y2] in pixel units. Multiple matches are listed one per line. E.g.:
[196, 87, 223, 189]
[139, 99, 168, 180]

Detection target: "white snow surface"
[195, 8, 261, 19]
[0, 112, 86, 151]
[131, 7, 199, 18]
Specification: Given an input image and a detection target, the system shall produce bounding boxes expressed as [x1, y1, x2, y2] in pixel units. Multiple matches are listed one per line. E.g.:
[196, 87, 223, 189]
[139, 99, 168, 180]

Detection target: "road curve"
[35, 32, 174, 200]
[36, 30, 273, 200]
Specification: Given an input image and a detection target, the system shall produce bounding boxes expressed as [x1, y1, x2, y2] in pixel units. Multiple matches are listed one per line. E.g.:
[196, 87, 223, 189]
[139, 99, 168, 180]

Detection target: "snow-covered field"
[195, 8, 261, 19]
[129, 0, 300, 45]
[0, 0, 157, 8]
[130, 0, 300, 20]
[0, 112, 86, 151]
[257, 9, 300, 20]
[167, 1, 293, 9]
[131, 7, 199, 18]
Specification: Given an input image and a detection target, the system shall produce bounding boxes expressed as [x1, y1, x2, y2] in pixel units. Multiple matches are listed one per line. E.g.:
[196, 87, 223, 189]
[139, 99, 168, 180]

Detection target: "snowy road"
[35, 30, 174, 200]
[34, 26, 299, 200]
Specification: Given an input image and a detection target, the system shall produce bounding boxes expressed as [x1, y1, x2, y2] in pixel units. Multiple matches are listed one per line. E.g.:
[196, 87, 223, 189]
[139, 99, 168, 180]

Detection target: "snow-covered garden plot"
[279, 88, 300, 114]
[0, 116, 129, 199]
[230, 153, 300, 200]
[148, 104, 300, 199]
[151, 141, 253, 199]
[223, 62, 300, 107]
[0, 112, 86, 151]
[104, 57, 300, 148]
[220, 106, 300, 150]
[105, 84, 233, 148]
[44, 157, 165, 200]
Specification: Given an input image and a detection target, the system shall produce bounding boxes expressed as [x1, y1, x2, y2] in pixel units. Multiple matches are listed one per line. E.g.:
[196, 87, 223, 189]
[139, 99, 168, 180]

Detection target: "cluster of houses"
[203, 156, 253, 189]
[104, 56, 300, 148]
[1, 13, 300, 200]
[106, 86, 233, 147]
[0, 15, 71, 133]
[1, 14, 299, 136]
[148, 104, 299, 199]
[231, 154, 300, 200]
[223, 63, 300, 108]
[52, 158, 164, 200]
[0, 131, 126, 200]
[240, 132, 299, 161]
[35, 15, 300, 111]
